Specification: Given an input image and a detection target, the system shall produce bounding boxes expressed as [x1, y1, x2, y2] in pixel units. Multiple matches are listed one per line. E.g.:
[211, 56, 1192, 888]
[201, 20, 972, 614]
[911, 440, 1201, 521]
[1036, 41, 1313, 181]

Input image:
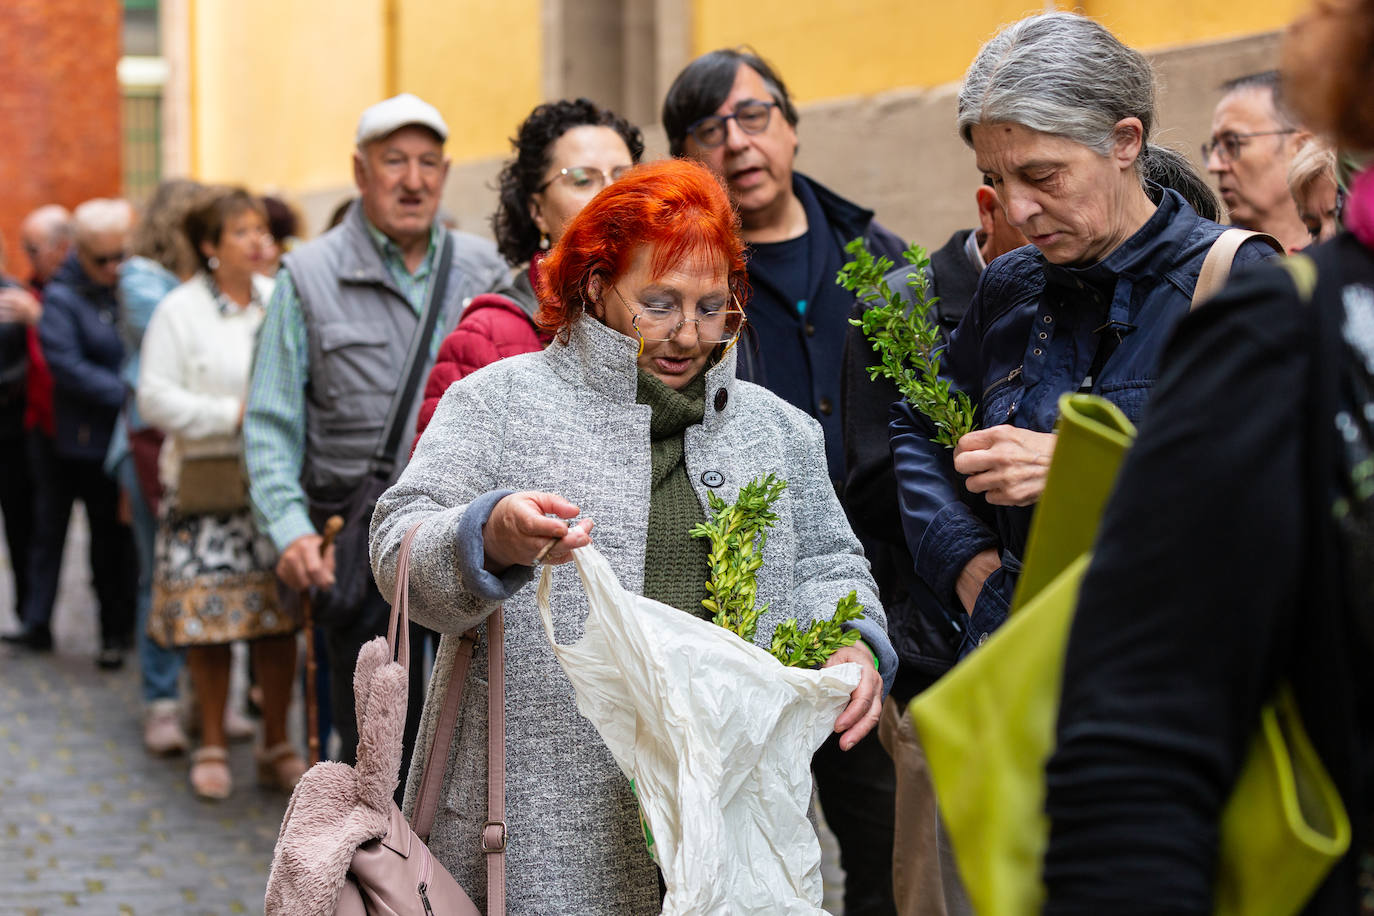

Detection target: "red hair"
[536, 158, 749, 340]
[1281, 0, 1374, 151]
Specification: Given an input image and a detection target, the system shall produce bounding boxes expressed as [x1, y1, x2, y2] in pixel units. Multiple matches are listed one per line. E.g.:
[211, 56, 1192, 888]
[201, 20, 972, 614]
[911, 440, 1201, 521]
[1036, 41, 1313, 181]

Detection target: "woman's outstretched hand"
[825, 640, 883, 750]
[484, 491, 594, 571]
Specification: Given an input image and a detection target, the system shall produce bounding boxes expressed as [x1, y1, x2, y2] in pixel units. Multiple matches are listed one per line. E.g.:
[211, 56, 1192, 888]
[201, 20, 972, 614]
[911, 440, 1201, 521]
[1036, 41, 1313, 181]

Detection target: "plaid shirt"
[245, 218, 442, 551]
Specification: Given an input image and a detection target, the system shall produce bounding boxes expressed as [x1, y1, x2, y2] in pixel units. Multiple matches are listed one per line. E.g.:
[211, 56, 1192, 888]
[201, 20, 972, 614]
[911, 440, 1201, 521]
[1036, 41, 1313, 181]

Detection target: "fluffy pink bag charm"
[265, 526, 479, 915]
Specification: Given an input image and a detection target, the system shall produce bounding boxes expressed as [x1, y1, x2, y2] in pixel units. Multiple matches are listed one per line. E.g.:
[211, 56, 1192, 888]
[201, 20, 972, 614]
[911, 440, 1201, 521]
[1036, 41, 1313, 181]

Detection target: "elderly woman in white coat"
[138, 187, 302, 801]
[369, 159, 895, 913]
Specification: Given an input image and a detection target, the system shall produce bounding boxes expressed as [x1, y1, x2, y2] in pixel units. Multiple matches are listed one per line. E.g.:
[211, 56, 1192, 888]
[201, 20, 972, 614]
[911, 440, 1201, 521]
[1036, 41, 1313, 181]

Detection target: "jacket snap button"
[805, 323, 816, 337]
[714, 389, 728, 411]
[818, 397, 833, 416]
[701, 470, 724, 488]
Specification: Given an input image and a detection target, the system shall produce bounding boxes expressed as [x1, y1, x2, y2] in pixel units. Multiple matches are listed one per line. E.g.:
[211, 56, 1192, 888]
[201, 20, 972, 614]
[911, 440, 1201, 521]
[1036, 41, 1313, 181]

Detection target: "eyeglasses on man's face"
[613, 287, 745, 344]
[537, 165, 631, 195]
[1201, 129, 1298, 164]
[87, 249, 129, 268]
[686, 100, 778, 149]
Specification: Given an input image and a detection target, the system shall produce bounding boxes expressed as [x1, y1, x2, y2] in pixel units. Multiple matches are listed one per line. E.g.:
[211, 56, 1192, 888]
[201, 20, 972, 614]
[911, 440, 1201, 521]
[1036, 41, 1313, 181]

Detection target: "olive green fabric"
[909, 393, 1349, 916]
[636, 370, 710, 617]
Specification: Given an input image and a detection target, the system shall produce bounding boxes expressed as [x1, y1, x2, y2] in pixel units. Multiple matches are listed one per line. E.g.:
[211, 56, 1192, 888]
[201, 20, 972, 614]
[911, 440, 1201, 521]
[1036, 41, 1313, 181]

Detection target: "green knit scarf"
[636, 369, 711, 617]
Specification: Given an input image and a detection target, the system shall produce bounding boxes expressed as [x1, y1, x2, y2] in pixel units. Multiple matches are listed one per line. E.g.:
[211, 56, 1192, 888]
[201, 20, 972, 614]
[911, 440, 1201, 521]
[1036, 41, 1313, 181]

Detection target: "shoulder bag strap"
[1192, 228, 1283, 310]
[409, 616, 505, 914]
[370, 231, 455, 477]
[410, 623, 477, 841]
[481, 608, 507, 916]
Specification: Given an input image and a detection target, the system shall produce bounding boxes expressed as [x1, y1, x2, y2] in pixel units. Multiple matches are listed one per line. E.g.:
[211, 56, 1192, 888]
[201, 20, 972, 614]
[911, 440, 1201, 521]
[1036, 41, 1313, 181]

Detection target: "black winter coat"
[38, 254, 126, 460]
[736, 172, 906, 487]
[841, 227, 986, 700]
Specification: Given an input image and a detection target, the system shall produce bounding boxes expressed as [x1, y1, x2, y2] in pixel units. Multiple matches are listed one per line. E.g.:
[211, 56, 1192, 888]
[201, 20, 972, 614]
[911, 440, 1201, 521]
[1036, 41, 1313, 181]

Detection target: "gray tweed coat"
[370, 315, 891, 914]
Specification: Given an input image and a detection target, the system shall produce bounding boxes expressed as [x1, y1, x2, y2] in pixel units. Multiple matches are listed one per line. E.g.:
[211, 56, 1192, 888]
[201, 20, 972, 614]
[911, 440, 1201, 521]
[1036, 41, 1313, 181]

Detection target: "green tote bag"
[909, 393, 1350, 916]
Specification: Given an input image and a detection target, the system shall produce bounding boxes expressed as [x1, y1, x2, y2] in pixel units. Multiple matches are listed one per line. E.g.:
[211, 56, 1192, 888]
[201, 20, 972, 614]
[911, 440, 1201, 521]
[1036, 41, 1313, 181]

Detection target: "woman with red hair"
[369, 158, 894, 910]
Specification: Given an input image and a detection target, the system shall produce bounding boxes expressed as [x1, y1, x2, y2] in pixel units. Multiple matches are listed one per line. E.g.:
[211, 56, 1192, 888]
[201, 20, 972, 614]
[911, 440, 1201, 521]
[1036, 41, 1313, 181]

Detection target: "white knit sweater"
[136, 272, 273, 488]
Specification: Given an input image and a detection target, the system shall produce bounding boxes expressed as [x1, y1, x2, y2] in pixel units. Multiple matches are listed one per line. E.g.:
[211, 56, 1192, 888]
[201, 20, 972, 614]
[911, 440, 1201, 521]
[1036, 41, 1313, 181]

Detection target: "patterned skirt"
[148, 497, 295, 648]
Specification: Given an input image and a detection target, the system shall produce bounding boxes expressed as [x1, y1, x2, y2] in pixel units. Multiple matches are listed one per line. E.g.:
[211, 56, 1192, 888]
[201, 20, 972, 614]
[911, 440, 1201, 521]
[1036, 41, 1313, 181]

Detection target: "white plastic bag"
[536, 545, 861, 915]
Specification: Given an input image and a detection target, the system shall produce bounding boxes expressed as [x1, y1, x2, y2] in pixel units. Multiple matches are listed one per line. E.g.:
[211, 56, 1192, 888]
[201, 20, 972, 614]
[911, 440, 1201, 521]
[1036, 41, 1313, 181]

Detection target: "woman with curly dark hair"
[414, 98, 643, 435]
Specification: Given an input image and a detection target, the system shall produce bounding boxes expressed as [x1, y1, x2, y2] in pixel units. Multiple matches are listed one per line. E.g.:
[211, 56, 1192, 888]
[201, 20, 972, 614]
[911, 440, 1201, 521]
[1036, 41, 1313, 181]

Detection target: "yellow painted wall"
[192, 0, 385, 191]
[691, 0, 1308, 105]
[1077, 0, 1305, 51]
[187, 0, 1306, 202]
[190, 0, 540, 194]
[396, 0, 542, 162]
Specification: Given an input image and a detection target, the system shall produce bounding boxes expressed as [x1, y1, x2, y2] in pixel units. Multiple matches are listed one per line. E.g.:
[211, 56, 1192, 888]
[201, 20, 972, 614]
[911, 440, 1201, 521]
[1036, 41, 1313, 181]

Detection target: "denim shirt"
[891, 188, 1275, 656]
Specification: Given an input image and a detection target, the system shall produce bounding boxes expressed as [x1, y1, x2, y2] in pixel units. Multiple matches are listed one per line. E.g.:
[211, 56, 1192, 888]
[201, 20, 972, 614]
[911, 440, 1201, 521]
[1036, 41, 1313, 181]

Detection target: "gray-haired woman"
[891, 12, 1278, 668]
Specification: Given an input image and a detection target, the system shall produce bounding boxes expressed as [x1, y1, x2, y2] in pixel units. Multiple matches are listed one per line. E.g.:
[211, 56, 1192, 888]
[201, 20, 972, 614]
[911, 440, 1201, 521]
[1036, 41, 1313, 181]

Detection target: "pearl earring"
[539, 233, 550, 250]
[207, 256, 220, 271]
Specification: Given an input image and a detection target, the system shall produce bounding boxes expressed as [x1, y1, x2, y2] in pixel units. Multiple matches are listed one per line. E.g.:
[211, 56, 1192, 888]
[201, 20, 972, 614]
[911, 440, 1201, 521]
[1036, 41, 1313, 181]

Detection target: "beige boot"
[143, 699, 189, 756]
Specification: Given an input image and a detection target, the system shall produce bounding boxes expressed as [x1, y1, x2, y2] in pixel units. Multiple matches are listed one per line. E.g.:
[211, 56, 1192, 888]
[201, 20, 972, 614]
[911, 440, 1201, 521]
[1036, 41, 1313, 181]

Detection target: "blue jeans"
[116, 454, 183, 702]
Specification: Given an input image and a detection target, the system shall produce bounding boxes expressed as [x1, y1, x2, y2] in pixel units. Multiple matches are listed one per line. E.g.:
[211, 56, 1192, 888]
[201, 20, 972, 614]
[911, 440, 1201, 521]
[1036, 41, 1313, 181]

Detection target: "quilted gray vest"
[282, 201, 503, 505]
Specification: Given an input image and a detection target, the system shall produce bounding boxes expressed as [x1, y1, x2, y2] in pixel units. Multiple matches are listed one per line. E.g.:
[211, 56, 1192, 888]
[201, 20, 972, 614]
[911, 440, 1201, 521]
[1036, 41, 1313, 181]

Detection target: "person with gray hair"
[0, 205, 71, 654]
[891, 11, 1277, 670]
[244, 94, 504, 786]
[5, 198, 138, 667]
[1204, 70, 1312, 250]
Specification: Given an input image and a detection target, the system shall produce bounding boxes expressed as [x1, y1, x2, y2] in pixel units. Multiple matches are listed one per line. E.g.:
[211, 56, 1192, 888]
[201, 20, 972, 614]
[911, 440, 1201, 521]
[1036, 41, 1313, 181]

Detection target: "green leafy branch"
[690, 474, 865, 667]
[837, 238, 975, 448]
[690, 473, 786, 644]
[769, 591, 862, 668]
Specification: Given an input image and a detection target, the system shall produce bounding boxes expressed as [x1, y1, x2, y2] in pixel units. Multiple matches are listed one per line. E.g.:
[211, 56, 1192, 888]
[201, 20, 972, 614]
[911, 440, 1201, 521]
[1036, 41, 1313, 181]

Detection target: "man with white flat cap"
[245, 93, 503, 776]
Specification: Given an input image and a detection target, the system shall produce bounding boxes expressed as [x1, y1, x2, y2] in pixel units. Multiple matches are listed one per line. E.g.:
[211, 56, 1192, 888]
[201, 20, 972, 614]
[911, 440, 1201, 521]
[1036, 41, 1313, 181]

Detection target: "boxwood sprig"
[690, 474, 865, 667]
[837, 238, 975, 448]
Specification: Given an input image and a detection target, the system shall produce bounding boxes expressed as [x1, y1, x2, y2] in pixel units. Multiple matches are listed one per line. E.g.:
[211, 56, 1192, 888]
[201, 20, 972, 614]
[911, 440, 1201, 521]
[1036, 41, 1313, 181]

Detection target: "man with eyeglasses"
[664, 49, 906, 494]
[664, 48, 905, 916]
[4, 199, 138, 668]
[1204, 70, 1312, 251]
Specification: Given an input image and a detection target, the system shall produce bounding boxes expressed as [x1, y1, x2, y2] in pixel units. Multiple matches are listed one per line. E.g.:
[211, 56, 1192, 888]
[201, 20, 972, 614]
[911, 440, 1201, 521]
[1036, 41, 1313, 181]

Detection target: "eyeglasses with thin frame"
[88, 249, 129, 268]
[1201, 129, 1298, 163]
[686, 100, 778, 149]
[536, 165, 632, 195]
[611, 286, 745, 344]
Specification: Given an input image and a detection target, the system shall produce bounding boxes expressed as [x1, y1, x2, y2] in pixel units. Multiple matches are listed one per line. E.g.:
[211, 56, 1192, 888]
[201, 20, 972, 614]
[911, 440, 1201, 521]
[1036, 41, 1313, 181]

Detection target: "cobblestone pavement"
[0, 510, 287, 915]
[0, 510, 848, 914]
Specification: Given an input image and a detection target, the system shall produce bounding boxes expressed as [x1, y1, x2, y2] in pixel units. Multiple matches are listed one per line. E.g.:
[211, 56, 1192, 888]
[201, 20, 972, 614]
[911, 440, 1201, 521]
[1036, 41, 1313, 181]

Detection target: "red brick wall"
[0, 0, 123, 281]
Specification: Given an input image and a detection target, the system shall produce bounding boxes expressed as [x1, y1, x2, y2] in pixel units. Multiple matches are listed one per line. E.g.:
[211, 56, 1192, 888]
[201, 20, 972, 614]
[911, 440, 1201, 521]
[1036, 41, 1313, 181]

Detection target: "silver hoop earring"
[207, 256, 220, 271]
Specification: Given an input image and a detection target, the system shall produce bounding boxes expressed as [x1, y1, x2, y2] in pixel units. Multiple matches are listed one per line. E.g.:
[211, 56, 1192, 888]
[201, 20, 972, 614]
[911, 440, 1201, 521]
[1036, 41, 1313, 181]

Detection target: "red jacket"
[414, 280, 551, 444]
[25, 281, 54, 436]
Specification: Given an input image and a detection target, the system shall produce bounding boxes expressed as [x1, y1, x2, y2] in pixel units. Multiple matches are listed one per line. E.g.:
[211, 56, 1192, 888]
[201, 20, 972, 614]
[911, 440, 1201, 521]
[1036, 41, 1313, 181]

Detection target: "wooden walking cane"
[303, 515, 344, 766]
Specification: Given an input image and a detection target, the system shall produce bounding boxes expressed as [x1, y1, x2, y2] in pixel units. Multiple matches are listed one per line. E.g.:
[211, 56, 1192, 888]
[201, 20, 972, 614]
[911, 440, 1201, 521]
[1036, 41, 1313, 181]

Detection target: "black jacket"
[737, 172, 905, 487]
[0, 275, 29, 435]
[1043, 235, 1373, 914]
[841, 227, 985, 700]
[38, 254, 126, 461]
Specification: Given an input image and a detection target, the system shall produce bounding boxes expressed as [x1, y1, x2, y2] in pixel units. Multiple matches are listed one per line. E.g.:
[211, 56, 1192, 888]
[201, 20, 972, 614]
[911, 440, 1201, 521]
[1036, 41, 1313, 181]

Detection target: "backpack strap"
[1192, 228, 1284, 310]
